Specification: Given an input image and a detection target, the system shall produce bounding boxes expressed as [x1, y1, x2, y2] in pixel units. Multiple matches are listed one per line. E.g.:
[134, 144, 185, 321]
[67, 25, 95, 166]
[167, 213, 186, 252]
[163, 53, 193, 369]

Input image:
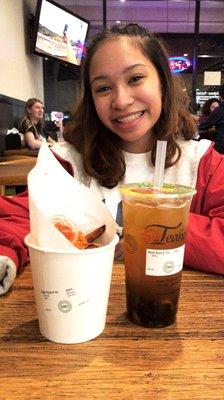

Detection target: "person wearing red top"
[1, 23, 224, 295]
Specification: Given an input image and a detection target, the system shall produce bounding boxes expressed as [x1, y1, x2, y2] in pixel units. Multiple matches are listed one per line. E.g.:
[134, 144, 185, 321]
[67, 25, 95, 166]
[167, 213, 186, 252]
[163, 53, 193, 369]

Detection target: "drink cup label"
[145, 245, 185, 276]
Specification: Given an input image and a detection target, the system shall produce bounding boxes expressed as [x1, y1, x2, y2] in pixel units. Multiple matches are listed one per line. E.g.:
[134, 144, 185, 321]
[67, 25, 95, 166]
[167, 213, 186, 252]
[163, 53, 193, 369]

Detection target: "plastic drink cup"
[25, 234, 118, 343]
[120, 183, 196, 328]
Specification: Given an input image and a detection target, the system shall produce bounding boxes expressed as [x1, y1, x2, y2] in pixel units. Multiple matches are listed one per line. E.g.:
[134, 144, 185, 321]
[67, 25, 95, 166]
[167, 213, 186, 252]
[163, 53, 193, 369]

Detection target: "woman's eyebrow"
[91, 75, 107, 85]
[90, 63, 145, 85]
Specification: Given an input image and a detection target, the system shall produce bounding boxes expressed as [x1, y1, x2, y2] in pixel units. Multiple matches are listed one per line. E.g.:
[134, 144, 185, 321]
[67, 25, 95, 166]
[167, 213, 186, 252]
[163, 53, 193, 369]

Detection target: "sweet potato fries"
[52, 217, 106, 249]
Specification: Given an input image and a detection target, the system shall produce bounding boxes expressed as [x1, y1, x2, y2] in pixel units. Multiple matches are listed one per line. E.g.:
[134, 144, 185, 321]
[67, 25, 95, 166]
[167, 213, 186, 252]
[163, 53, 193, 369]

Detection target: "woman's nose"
[111, 87, 134, 110]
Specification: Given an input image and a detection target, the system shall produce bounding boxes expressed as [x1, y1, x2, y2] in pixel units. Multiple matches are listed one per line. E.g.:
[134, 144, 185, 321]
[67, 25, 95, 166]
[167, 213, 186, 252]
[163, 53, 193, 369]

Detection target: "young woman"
[0, 23, 224, 295]
[198, 97, 220, 141]
[20, 98, 55, 149]
[199, 98, 220, 123]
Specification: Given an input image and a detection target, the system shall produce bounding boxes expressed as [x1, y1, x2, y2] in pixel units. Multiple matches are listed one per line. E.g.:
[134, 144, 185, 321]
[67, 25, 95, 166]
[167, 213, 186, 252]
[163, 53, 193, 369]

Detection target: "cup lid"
[119, 182, 196, 199]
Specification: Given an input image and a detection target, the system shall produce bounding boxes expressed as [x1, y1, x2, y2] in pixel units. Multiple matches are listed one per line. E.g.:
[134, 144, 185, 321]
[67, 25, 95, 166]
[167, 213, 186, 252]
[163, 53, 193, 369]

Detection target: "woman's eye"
[129, 75, 143, 84]
[96, 86, 111, 93]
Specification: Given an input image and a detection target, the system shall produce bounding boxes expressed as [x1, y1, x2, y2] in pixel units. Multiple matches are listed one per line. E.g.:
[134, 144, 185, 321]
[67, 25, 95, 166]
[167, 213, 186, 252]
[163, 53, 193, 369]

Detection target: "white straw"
[153, 140, 167, 190]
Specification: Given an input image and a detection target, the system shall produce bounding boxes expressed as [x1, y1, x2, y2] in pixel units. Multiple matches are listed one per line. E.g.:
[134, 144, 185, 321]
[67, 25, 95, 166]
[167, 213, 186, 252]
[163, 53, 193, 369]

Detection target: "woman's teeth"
[115, 111, 144, 123]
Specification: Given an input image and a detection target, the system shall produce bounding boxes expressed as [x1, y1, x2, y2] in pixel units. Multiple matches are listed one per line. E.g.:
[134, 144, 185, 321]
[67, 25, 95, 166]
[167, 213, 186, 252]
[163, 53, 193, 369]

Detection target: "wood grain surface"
[0, 158, 36, 185]
[0, 157, 37, 195]
[3, 149, 38, 157]
[0, 262, 223, 400]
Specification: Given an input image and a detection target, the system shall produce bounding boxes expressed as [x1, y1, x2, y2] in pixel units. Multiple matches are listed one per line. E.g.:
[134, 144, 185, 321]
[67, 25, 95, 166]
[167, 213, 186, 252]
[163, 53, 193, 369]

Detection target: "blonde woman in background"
[20, 98, 55, 149]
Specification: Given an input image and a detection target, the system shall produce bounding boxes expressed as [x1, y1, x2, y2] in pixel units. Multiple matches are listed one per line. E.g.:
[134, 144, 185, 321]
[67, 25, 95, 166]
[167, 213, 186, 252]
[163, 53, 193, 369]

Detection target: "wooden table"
[0, 263, 223, 400]
[0, 157, 36, 194]
[3, 148, 38, 157]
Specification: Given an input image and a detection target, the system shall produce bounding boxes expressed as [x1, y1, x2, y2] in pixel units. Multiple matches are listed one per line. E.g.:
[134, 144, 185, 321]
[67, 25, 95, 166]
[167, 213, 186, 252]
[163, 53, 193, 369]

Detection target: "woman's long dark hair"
[201, 97, 220, 117]
[65, 23, 196, 188]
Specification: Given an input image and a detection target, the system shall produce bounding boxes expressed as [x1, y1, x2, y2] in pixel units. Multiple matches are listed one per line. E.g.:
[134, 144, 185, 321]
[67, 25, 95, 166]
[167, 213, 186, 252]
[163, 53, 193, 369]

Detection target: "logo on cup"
[163, 261, 175, 274]
[58, 300, 72, 313]
[144, 223, 185, 245]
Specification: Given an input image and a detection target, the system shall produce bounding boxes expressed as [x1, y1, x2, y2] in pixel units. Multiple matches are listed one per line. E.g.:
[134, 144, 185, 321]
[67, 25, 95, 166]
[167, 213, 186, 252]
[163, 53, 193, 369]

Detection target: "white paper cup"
[25, 234, 119, 344]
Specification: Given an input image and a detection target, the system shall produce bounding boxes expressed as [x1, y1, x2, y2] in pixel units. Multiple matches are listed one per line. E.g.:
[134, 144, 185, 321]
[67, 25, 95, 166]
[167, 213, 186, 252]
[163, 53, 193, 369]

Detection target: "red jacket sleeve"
[0, 192, 30, 271]
[184, 145, 224, 274]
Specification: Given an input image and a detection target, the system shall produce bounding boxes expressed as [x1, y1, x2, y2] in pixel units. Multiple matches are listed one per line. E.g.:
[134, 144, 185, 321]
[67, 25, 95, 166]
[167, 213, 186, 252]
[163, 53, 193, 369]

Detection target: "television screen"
[33, 0, 90, 68]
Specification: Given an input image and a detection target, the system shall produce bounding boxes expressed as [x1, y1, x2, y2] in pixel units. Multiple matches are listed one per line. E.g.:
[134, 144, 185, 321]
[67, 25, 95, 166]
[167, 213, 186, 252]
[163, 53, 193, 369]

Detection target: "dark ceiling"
[57, 0, 224, 35]
[56, 0, 224, 74]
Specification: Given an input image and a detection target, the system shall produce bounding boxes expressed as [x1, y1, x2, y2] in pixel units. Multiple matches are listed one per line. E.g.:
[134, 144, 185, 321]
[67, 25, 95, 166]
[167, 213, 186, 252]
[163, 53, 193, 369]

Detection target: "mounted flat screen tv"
[32, 0, 90, 68]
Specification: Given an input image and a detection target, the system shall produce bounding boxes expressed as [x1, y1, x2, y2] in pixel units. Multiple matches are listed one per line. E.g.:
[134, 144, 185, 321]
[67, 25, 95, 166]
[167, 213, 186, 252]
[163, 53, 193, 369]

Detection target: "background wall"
[0, 0, 44, 102]
[43, 60, 81, 114]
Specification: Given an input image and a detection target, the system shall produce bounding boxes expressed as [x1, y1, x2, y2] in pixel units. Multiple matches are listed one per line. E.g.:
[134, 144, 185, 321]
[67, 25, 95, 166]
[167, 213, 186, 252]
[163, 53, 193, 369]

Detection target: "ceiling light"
[199, 55, 212, 58]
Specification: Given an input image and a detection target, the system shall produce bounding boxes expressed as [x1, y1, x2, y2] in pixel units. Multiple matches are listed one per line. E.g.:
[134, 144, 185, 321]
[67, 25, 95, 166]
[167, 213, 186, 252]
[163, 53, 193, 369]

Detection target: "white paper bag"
[28, 143, 116, 249]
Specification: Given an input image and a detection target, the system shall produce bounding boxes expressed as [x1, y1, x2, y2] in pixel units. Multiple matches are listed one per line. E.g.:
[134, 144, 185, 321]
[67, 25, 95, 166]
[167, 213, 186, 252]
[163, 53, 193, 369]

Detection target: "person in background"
[61, 111, 73, 138]
[0, 23, 224, 295]
[199, 86, 224, 153]
[198, 98, 220, 141]
[20, 98, 56, 149]
[199, 98, 220, 123]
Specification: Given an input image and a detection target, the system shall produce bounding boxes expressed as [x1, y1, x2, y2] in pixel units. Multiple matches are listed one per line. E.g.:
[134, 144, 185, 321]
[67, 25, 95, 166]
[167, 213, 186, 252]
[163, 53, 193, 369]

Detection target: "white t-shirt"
[52, 139, 211, 223]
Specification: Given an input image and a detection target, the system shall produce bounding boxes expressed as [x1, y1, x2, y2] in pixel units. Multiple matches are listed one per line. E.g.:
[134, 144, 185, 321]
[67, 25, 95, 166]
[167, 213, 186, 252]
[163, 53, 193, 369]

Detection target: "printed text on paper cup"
[40, 288, 89, 315]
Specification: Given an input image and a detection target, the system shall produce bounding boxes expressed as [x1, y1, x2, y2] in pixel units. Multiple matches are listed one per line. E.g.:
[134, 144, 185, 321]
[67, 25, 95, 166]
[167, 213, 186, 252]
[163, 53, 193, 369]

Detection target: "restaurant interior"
[1, 0, 224, 192]
[1, 1, 224, 143]
[0, 1, 224, 399]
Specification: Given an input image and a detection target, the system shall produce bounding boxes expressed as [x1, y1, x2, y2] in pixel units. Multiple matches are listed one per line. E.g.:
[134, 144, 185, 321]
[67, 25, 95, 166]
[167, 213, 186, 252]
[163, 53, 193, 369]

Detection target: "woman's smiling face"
[210, 101, 219, 113]
[90, 37, 162, 152]
[28, 101, 44, 123]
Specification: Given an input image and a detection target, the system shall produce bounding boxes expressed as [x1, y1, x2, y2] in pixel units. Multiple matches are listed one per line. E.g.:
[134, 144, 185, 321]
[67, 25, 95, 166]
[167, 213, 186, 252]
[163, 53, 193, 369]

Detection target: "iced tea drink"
[120, 183, 195, 328]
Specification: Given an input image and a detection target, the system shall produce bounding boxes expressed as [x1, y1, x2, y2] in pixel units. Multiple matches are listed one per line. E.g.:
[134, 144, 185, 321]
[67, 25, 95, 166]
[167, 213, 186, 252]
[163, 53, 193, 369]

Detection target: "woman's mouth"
[114, 111, 145, 124]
